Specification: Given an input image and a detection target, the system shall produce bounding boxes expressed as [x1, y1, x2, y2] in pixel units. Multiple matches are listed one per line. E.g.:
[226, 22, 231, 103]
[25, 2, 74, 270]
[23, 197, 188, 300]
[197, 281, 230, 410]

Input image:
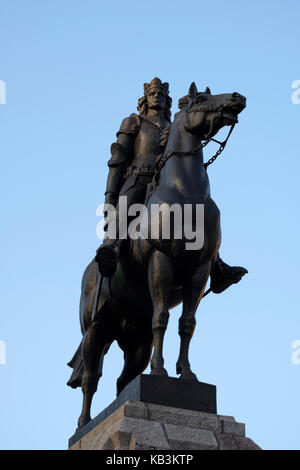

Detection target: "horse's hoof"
[77, 415, 91, 429]
[116, 380, 126, 396]
[150, 367, 168, 376]
[179, 371, 198, 382]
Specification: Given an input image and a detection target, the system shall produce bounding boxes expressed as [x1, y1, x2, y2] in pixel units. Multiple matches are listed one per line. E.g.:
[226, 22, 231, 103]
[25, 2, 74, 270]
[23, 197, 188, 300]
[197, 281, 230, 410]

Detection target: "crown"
[143, 77, 169, 96]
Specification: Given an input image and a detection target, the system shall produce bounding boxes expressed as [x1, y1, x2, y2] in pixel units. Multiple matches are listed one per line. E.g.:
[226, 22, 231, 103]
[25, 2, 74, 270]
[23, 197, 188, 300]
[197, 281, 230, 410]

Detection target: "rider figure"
[96, 77, 247, 293]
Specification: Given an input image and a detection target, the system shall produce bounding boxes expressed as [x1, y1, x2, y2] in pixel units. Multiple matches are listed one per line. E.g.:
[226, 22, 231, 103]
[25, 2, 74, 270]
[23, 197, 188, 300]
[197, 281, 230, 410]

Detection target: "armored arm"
[105, 140, 130, 207]
[104, 114, 140, 207]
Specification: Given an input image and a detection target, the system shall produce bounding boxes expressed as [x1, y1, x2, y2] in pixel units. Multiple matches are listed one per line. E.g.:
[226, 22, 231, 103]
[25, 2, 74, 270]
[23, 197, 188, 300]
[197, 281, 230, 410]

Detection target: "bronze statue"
[67, 79, 247, 429]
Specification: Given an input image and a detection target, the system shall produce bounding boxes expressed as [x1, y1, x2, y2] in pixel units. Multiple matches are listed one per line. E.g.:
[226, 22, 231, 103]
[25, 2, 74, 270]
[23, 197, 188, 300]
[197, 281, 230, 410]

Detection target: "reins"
[204, 122, 236, 169]
[153, 122, 236, 186]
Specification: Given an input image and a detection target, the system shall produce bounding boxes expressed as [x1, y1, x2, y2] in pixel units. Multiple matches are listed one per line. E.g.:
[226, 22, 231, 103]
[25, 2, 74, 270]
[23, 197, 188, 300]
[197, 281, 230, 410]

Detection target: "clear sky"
[0, 0, 299, 450]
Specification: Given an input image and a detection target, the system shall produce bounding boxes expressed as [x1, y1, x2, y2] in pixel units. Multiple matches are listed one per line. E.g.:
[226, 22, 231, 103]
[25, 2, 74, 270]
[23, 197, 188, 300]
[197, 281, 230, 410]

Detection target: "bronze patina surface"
[67, 79, 247, 430]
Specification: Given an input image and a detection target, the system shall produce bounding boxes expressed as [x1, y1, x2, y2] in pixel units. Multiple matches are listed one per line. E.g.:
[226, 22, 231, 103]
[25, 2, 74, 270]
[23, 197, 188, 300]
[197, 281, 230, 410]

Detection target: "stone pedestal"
[69, 375, 261, 450]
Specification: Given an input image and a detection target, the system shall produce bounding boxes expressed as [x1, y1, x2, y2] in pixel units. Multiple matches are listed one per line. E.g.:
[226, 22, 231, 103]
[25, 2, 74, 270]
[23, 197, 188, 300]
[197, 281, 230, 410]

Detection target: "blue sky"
[0, 0, 299, 450]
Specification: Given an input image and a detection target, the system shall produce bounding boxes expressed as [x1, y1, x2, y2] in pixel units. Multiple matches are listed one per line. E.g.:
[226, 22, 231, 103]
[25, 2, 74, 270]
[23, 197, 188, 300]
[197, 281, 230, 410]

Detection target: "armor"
[116, 113, 140, 137]
[104, 111, 167, 204]
[97, 78, 171, 277]
[104, 114, 141, 206]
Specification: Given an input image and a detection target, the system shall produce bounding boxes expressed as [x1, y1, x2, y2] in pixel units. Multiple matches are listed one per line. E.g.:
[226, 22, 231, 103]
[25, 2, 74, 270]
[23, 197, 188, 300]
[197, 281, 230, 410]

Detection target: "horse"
[67, 82, 246, 428]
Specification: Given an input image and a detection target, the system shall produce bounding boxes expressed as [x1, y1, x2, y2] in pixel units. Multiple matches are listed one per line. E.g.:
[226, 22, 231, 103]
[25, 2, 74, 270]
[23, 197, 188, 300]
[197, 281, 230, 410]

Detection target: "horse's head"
[180, 82, 246, 139]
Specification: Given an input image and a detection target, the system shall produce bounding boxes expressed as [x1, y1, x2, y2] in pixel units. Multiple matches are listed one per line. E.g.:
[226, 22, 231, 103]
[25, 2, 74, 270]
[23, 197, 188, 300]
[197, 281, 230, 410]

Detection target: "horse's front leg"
[176, 261, 211, 380]
[148, 250, 173, 376]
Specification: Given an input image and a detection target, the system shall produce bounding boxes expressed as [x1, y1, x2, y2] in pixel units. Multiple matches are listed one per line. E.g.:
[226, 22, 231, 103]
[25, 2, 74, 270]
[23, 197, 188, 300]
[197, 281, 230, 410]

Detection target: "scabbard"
[91, 274, 103, 322]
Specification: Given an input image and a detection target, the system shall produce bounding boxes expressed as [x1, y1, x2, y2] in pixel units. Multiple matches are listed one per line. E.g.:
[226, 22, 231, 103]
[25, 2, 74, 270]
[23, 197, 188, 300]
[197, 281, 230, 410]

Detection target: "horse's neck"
[160, 115, 210, 201]
[165, 113, 200, 153]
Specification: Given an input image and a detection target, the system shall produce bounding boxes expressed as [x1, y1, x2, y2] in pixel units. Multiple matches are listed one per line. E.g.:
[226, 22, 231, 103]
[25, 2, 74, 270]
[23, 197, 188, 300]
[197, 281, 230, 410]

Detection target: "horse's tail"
[67, 341, 84, 389]
[67, 259, 113, 389]
[67, 339, 112, 389]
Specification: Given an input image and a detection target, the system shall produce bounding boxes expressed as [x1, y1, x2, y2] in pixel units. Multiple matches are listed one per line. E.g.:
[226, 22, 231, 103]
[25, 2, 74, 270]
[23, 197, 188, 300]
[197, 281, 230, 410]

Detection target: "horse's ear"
[188, 82, 198, 98]
[205, 86, 211, 94]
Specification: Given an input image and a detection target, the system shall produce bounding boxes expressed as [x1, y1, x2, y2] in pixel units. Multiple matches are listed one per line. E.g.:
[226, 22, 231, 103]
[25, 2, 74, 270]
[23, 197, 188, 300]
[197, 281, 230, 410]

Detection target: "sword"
[91, 274, 103, 322]
[202, 287, 212, 298]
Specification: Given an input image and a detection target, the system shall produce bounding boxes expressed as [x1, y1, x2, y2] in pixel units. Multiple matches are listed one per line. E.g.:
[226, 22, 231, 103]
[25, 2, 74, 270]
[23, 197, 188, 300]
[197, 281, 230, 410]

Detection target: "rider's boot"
[95, 242, 120, 278]
[210, 257, 248, 294]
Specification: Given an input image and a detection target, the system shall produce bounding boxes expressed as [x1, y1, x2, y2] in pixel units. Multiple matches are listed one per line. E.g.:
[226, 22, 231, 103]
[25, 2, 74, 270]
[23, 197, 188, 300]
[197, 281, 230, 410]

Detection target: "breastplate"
[131, 120, 162, 168]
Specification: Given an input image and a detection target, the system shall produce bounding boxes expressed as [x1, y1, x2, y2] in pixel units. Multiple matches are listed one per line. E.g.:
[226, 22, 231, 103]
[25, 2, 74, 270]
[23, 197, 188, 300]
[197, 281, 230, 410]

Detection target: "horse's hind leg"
[176, 261, 211, 380]
[148, 250, 173, 376]
[116, 334, 153, 395]
[77, 318, 112, 428]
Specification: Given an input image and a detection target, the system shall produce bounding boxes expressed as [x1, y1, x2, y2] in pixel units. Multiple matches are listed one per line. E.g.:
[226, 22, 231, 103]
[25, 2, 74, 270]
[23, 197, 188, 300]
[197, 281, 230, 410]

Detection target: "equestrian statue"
[67, 78, 247, 429]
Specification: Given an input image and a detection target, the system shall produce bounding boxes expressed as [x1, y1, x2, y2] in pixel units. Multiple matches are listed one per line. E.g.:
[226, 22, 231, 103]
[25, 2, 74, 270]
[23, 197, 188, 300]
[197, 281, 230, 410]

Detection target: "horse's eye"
[195, 95, 207, 104]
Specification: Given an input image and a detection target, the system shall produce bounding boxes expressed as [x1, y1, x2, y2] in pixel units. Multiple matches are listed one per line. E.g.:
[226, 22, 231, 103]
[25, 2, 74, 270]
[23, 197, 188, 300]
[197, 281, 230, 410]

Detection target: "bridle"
[153, 117, 236, 186]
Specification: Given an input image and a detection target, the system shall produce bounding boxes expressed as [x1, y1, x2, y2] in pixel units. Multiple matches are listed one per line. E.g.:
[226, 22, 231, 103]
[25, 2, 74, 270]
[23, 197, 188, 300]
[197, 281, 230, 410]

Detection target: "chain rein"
[153, 122, 235, 187]
[139, 114, 236, 187]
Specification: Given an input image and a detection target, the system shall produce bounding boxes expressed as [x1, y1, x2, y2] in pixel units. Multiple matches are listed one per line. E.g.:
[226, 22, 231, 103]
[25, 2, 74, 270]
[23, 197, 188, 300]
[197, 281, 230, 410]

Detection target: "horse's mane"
[178, 95, 191, 110]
